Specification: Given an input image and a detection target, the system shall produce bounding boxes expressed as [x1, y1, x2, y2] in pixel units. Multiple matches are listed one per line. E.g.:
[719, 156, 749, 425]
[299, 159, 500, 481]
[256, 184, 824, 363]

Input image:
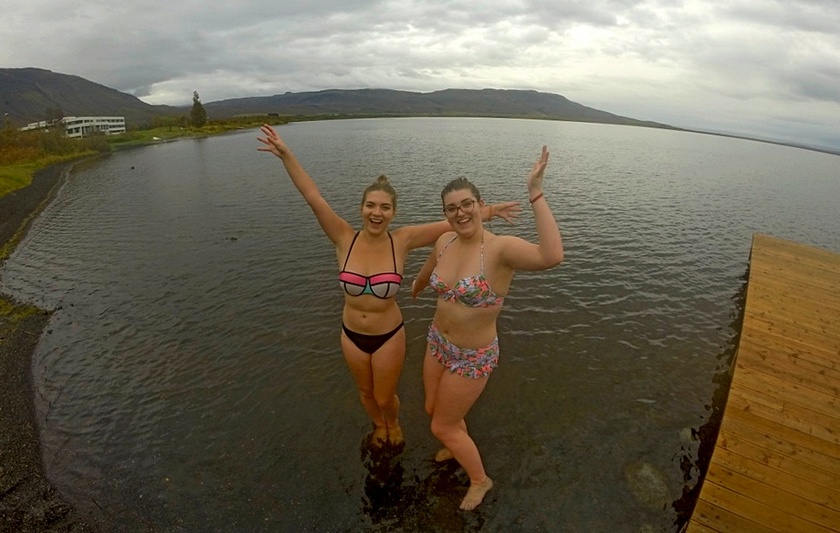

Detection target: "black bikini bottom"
[342, 322, 405, 355]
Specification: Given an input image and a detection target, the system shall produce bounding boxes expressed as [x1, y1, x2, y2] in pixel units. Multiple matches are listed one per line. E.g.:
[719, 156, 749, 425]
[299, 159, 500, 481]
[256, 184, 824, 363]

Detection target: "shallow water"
[3, 118, 840, 531]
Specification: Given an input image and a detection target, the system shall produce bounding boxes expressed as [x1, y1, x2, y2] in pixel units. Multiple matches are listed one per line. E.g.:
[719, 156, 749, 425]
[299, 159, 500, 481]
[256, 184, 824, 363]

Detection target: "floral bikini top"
[428, 234, 504, 308]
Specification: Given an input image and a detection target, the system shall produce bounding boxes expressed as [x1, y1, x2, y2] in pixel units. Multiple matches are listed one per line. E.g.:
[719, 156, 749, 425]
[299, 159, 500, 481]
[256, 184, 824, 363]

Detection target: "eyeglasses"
[443, 198, 477, 218]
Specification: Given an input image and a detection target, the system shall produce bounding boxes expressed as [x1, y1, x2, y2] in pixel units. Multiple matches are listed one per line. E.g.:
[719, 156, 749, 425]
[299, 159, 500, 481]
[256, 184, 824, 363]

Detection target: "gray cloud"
[2, 0, 838, 149]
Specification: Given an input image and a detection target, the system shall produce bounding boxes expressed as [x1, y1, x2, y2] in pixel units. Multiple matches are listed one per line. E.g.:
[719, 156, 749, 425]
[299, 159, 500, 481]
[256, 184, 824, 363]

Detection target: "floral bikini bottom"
[427, 323, 499, 379]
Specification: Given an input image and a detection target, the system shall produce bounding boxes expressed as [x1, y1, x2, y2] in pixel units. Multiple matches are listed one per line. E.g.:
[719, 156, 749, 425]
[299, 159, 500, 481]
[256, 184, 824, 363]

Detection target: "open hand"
[257, 124, 290, 158]
[527, 145, 549, 193]
[492, 201, 522, 224]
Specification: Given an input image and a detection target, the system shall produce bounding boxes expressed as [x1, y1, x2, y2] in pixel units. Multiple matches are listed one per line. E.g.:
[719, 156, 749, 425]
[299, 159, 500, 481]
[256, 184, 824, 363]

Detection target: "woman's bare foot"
[434, 448, 454, 462]
[372, 425, 388, 446]
[387, 422, 404, 445]
[460, 477, 493, 511]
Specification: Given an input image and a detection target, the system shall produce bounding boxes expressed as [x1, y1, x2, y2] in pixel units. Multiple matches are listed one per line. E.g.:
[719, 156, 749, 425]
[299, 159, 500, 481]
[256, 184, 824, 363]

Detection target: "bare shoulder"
[487, 232, 525, 249]
[488, 232, 534, 266]
[334, 225, 361, 253]
[438, 230, 457, 243]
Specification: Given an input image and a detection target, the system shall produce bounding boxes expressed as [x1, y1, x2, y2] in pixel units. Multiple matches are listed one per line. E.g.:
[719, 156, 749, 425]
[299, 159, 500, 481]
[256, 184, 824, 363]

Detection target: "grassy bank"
[105, 119, 274, 149]
[0, 153, 98, 198]
[0, 116, 288, 200]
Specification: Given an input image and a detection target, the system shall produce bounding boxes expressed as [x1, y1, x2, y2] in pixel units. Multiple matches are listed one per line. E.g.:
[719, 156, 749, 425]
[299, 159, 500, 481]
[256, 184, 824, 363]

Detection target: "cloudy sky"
[3, 0, 839, 150]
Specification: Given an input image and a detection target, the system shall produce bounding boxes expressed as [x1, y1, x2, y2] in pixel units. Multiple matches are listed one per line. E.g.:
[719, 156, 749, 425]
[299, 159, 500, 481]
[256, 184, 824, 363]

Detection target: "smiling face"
[361, 189, 395, 234]
[442, 187, 483, 236]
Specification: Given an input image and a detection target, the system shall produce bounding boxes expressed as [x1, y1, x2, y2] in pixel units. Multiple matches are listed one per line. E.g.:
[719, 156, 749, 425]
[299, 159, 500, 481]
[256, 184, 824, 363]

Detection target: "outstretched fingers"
[527, 145, 549, 189]
[257, 124, 287, 157]
[494, 201, 522, 224]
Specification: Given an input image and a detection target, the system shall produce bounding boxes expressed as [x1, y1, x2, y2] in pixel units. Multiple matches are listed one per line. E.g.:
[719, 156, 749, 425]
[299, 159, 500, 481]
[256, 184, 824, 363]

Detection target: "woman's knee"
[358, 388, 375, 403]
[373, 390, 396, 410]
[430, 417, 455, 441]
[424, 400, 435, 418]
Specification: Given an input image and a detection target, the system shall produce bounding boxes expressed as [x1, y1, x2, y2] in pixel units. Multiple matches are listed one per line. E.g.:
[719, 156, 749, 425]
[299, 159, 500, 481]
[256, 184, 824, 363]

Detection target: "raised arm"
[257, 124, 352, 244]
[500, 146, 564, 270]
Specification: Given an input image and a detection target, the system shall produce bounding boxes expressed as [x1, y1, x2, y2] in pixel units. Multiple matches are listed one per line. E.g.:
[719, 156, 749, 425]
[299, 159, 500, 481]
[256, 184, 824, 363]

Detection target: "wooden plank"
[694, 475, 836, 532]
[716, 427, 840, 491]
[751, 234, 840, 265]
[747, 266, 840, 297]
[744, 315, 840, 353]
[717, 410, 840, 470]
[746, 286, 840, 327]
[735, 352, 840, 400]
[749, 252, 840, 280]
[735, 343, 840, 389]
[740, 323, 840, 368]
[726, 390, 840, 448]
[751, 238, 840, 275]
[688, 497, 774, 533]
[703, 464, 840, 531]
[712, 445, 840, 511]
[748, 246, 840, 272]
[722, 406, 840, 466]
[739, 328, 839, 372]
[745, 304, 840, 344]
[730, 368, 840, 425]
[689, 234, 840, 532]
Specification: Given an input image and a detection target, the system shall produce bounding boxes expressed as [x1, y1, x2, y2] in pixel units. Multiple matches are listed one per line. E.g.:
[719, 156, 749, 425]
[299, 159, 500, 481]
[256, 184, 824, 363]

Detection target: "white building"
[21, 116, 126, 138]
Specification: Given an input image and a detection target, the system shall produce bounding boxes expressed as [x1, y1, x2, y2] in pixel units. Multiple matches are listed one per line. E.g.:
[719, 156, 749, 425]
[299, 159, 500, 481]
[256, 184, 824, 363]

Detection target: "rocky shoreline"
[0, 164, 96, 532]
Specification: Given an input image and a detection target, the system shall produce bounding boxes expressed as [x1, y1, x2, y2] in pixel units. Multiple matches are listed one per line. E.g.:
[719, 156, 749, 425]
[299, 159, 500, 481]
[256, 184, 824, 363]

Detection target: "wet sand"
[0, 164, 96, 532]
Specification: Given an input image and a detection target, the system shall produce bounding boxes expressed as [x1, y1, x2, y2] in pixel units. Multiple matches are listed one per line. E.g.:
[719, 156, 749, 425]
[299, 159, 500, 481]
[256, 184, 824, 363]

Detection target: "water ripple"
[3, 119, 840, 531]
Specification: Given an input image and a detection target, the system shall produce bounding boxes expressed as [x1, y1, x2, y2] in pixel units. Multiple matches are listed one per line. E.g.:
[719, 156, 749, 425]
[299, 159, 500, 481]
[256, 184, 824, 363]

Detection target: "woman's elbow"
[543, 247, 564, 268]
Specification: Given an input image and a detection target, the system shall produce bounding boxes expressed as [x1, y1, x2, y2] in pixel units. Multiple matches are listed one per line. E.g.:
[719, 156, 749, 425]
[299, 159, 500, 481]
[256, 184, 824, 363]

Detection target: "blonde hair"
[362, 175, 397, 210]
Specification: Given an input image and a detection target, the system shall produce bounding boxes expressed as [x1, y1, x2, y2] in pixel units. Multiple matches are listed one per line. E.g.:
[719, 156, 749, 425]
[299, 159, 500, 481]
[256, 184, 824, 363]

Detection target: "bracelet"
[529, 192, 544, 204]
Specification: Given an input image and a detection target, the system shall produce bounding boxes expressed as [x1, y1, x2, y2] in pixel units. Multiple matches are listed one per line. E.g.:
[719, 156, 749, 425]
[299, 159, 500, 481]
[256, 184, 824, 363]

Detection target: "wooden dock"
[687, 234, 840, 532]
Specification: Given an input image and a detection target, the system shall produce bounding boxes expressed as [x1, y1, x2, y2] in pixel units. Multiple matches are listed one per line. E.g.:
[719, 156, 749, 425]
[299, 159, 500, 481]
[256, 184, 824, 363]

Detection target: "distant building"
[20, 116, 126, 138]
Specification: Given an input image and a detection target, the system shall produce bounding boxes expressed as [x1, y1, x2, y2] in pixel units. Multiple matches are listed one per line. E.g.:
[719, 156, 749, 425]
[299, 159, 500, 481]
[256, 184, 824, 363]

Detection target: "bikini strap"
[387, 232, 397, 272]
[480, 232, 485, 275]
[342, 231, 361, 270]
[437, 235, 459, 260]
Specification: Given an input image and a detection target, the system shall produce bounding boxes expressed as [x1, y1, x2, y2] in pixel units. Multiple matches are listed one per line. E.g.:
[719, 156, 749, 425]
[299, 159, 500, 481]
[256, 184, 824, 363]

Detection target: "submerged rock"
[624, 461, 672, 510]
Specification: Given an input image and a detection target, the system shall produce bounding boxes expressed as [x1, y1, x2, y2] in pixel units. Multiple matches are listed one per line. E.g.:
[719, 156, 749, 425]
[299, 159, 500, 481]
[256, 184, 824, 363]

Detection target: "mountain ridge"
[1, 68, 676, 131]
[203, 87, 676, 130]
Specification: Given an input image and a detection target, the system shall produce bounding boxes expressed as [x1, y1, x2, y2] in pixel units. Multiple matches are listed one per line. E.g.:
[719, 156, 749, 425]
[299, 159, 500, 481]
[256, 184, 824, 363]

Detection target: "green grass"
[0, 297, 39, 323]
[0, 153, 99, 198]
[0, 163, 37, 197]
[0, 116, 286, 199]
[107, 118, 286, 149]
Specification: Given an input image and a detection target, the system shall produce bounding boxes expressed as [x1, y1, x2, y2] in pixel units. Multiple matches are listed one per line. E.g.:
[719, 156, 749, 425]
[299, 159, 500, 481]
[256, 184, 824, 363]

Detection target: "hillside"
[1, 68, 677, 131]
[0, 68, 180, 128]
[205, 88, 675, 129]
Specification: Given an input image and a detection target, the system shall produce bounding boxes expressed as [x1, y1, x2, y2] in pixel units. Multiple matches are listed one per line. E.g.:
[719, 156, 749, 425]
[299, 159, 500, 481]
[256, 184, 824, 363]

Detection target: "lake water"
[3, 118, 839, 532]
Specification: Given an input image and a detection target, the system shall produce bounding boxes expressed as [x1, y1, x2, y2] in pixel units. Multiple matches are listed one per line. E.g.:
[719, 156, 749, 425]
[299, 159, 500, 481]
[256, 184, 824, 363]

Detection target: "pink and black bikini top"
[429, 234, 505, 308]
[338, 232, 403, 299]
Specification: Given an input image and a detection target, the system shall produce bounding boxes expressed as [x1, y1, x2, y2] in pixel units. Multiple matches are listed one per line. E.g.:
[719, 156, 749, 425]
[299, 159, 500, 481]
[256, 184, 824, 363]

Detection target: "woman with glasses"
[411, 146, 563, 510]
[257, 124, 520, 447]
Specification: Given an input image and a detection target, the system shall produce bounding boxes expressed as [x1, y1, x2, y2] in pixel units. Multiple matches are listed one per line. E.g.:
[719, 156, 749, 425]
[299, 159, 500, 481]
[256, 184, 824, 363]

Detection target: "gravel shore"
[0, 164, 96, 532]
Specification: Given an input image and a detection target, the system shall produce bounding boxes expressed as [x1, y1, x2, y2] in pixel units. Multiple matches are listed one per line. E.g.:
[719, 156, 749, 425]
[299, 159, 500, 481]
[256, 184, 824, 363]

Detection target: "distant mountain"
[205, 88, 676, 129]
[0, 68, 180, 127]
[1, 68, 676, 131]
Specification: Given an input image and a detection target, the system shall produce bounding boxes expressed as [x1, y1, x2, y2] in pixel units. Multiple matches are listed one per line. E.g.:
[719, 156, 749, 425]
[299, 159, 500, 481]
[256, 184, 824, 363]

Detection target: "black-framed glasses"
[443, 198, 477, 218]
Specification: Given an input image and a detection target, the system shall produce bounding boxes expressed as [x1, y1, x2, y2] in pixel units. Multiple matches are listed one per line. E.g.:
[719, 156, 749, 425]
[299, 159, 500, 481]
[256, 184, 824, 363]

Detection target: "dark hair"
[441, 177, 481, 203]
[363, 175, 397, 210]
